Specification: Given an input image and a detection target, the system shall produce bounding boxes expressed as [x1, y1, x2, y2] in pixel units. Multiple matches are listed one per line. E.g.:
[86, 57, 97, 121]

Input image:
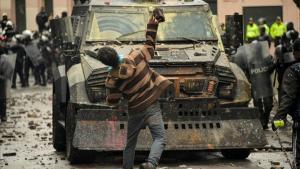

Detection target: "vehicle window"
[86, 7, 216, 41]
[86, 12, 147, 41]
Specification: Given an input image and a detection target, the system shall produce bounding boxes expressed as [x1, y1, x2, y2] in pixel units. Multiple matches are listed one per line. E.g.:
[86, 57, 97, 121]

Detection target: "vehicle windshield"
[86, 6, 216, 42]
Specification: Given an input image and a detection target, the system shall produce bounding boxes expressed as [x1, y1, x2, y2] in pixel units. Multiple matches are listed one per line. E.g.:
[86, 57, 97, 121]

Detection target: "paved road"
[0, 86, 294, 169]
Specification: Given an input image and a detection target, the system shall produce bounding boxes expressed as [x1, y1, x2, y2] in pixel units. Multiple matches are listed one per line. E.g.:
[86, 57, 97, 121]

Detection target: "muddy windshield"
[86, 6, 216, 42]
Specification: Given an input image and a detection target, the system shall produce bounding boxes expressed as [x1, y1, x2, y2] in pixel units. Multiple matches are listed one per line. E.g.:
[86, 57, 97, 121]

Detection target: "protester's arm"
[106, 88, 122, 105]
[140, 16, 159, 62]
[105, 76, 122, 105]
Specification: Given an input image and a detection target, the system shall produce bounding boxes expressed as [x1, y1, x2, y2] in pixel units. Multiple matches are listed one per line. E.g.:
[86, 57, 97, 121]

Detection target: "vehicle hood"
[82, 43, 221, 64]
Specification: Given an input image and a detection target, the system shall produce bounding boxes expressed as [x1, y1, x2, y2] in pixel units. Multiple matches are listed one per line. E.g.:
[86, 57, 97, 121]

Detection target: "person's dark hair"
[61, 11, 68, 18]
[97, 47, 119, 67]
[260, 26, 266, 34]
[287, 22, 294, 31]
[293, 39, 300, 52]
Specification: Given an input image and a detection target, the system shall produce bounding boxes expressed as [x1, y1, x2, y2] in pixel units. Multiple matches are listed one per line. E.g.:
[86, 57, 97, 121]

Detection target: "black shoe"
[263, 125, 269, 130]
[11, 85, 16, 89]
[1, 116, 7, 122]
[139, 162, 155, 169]
[41, 83, 47, 87]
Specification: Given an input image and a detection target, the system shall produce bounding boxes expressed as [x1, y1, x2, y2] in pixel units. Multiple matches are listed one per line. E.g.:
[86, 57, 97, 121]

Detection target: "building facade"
[0, 0, 299, 32]
[0, 0, 73, 32]
[217, 0, 300, 31]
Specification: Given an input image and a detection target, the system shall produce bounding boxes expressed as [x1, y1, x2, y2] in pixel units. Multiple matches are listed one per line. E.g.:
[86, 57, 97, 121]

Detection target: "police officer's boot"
[12, 71, 17, 89]
[0, 99, 7, 122]
[139, 162, 155, 169]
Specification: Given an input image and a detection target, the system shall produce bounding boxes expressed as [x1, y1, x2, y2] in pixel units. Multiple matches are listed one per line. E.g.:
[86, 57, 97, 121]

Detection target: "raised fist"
[153, 8, 165, 23]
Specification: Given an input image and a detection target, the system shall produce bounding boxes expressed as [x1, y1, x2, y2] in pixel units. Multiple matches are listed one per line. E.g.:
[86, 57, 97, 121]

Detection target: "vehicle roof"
[75, 0, 208, 7]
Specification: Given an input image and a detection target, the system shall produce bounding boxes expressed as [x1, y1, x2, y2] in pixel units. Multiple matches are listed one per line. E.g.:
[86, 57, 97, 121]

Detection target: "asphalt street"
[0, 85, 295, 169]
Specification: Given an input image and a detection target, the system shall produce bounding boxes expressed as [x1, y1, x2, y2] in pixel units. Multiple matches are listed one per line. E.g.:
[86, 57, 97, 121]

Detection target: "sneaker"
[139, 162, 155, 169]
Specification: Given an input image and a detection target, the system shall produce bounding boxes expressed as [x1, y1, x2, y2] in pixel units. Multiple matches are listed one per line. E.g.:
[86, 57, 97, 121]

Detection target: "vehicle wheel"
[52, 92, 66, 151]
[66, 103, 95, 164]
[221, 149, 251, 159]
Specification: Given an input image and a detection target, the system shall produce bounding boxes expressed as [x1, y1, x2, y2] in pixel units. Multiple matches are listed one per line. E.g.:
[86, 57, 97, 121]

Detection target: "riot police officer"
[0, 45, 14, 122]
[9, 35, 26, 88]
[270, 16, 287, 47]
[275, 26, 299, 95]
[39, 34, 53, 83]
[272, 39, 300, 168]
[3, 21, 15, 40]
[232, 41, 275, 129]
[23, 30, 40, 86]
[0, 13, 8, 31]
[25, 31, 46, 86]
[246, 18, 260, 43]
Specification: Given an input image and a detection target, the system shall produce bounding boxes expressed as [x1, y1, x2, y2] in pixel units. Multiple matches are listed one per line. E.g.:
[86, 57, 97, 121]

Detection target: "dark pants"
[0, 80, 7, 120]
[274, 37, 282, 47]
[247, 37, 257, 43]
[46, 64, 53, 83]
[35, 63, 46, 86]
[123, 102, 166, 169]
[293, 122, 300, 169]
[254, 96, 273, 129]
[24, 58, 37, 86]
[12, 62, 25, 87]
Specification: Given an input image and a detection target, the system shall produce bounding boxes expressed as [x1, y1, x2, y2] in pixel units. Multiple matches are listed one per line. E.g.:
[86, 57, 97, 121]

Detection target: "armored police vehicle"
[51, 0, 267, 163]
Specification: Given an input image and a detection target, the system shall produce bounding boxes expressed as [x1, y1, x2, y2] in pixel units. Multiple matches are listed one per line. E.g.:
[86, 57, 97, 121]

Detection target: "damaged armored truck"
[51, 0, 267, 163]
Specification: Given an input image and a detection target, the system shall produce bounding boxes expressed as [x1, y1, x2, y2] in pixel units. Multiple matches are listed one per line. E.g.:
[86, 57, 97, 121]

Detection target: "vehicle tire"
[221, 149, 251, 159]
[52, 92, 66, 151]
[66, 103, 95, 164]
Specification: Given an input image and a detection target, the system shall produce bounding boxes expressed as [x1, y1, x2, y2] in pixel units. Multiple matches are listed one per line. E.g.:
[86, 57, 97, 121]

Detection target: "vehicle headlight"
[85, 68, 108, 103]
[204, 76, 218, 96]
[218, 83, 236, 99]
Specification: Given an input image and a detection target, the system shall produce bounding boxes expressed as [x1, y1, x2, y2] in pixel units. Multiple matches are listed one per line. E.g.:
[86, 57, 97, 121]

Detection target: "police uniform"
[273, 39, 300, 168]
[10, 43, 26, 88]
[246, 23, 260, 43]
[270, 22, 287, 47]
[0, 54, 14, 121]
[273, 62, 300, 168]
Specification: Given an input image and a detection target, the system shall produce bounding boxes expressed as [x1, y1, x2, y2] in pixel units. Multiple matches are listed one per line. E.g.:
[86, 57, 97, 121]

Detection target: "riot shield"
[230, 45, 248, 76]
[0, 53, 17, 80]
[25, 42, 41, 67]
[0, 53, 16, 99]
[244, 41, 274, 99]
[50, 17, 74, 44]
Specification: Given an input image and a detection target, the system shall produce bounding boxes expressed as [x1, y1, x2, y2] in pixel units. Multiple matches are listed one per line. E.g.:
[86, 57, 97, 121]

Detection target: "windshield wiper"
[116, 30, 145, 40]
[176, 37, 201, 43]
[86, 39, 123, 45]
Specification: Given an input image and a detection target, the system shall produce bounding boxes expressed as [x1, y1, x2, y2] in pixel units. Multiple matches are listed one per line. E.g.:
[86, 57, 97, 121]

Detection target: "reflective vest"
[264, 24, 270, 35]
[270, 22, 286, 39]
[246, 23, 259, 39]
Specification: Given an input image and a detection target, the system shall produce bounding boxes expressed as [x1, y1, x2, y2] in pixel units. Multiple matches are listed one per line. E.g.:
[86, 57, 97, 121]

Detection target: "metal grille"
[182, 79, 206, 94]
[215, 66, 236, 84]
[86, 68, 108, 102]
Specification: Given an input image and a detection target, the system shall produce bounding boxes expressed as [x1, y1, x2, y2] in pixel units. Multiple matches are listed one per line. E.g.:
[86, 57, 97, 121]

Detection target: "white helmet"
[15, 34, 24, 41]
[22, 30, 32, 37]
[41, 35, 49, 42]
[6, 20, 13, 27]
